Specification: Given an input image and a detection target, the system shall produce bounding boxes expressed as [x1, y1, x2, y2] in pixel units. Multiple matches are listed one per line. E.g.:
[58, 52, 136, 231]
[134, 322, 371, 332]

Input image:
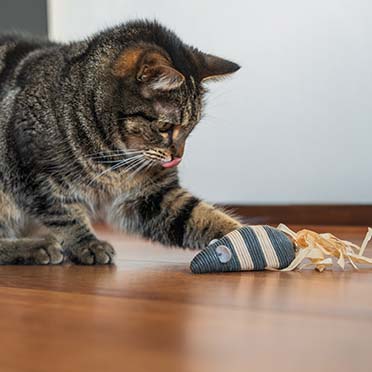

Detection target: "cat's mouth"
[142, 149, 182, 168]
[161, 157, 182, 168]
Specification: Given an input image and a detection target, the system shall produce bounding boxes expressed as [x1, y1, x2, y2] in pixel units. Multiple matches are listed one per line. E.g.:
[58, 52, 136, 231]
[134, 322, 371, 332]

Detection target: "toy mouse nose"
[190, 243, 234, 273]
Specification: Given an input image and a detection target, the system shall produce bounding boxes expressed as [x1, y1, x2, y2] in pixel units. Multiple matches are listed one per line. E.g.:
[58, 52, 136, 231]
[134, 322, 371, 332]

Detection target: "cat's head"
[96, 21, 240, 170]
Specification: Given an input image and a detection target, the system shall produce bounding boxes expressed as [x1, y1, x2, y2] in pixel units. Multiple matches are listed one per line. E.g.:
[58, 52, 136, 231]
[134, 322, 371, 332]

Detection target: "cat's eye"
[158, 122, 174, 133]
[119, 111, 158, 123]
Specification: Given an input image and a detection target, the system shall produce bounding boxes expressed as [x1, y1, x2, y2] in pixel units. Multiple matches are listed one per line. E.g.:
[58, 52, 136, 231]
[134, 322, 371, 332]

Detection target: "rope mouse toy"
[191, 225, 372, 274]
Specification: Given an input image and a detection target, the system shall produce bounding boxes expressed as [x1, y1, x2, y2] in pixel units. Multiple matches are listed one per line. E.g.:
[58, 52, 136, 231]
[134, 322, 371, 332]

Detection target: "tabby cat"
[0, 20, 242, 264]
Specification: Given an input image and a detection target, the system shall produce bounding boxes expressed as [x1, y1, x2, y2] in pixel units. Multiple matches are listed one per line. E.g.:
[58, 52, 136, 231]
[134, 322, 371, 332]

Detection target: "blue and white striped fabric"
[190, 225, 295, 273]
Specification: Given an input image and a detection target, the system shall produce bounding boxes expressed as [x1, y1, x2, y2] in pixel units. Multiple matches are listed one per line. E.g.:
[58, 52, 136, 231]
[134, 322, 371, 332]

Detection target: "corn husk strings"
[277, 224, 372, 272]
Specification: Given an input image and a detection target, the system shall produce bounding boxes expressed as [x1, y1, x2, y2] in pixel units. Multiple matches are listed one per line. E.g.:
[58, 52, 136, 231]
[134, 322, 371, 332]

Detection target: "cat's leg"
[0, 191, 64, 264]
[33, 200, 115, 265]
[109, 185, 242, 249]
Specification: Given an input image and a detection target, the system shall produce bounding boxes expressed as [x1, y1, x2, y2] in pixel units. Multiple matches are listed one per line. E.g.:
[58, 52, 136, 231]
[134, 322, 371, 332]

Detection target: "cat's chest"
[76, 169, 167, 221]
[82, 183, 142, 222]
[81, 191, 117, 223]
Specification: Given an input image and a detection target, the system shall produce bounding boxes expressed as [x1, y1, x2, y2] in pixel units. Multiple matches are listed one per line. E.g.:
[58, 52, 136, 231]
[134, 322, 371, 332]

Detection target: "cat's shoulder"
[0, 33, 56, 49]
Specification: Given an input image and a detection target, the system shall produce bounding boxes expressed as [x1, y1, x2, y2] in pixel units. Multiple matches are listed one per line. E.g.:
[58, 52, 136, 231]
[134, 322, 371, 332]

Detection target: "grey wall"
[0, 0, 47, 35]
[49, 0, 372, 205]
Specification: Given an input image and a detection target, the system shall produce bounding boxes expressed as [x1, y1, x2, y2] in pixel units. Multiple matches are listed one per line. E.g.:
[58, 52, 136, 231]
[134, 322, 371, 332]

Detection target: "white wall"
[48, 0, 372, 204]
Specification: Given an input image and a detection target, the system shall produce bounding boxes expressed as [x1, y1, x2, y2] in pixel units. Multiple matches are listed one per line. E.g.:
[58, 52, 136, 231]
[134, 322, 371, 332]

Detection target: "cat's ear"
[197, 53, 241, 82]
[137, 64, 185, 91]
[113, 47, 185, 91]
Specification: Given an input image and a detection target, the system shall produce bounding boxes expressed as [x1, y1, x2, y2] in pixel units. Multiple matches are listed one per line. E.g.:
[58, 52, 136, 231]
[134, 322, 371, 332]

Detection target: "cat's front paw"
[28, 237, 64, 265]
[70, 239, 116, 265]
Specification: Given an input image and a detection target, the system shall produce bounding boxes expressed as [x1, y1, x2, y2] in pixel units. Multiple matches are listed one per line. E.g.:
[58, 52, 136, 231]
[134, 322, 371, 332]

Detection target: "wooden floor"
[0, 225, 371, 372]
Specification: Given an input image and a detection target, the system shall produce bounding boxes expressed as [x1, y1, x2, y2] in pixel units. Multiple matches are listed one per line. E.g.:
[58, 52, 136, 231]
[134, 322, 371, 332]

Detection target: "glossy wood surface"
[0, 225, 371, 372]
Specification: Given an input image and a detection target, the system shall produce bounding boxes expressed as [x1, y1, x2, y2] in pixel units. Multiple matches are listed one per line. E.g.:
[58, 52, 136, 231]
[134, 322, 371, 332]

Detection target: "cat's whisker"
[144, 160, 156, 174]
[110, 156, 144, 171]
[121, 158, 145, 175]
[111, 159, 139, 172]
[86, 150, 143, 159]
[89, 153, 142, 161]
[89, 149, 142, 155]
[95, 154, 143, 164]
[46, 147, 144, 178]
[62, 155, 138, 180]
[110, 156, 146, 175]
[88, 155, 145, 184]
[129, 160, 151, 179]
[98, 160, 134, 164]
[52, 154, 140, 178]
[136, 161, 159, 186]
[85, 147, 142, 155]
[144, 161, 154, 171]
[95, 160, 122, 164]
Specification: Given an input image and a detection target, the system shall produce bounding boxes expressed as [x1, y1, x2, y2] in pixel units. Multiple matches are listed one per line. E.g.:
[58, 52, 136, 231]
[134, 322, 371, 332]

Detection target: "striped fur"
[0, 20, 241, 264]
[190, 225, 295, 273]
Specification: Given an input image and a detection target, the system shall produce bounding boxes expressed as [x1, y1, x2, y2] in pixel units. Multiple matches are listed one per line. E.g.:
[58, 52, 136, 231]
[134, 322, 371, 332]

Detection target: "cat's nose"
[172, 142, 185, 158]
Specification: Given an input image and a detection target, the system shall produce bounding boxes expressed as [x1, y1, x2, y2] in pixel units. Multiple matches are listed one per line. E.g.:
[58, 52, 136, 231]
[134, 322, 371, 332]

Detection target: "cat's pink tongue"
[161, 157, 182, 168]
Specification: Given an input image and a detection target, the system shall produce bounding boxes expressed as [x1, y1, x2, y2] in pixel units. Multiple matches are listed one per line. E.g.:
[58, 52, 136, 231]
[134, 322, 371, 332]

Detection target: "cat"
[0, 20, 242, 264]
